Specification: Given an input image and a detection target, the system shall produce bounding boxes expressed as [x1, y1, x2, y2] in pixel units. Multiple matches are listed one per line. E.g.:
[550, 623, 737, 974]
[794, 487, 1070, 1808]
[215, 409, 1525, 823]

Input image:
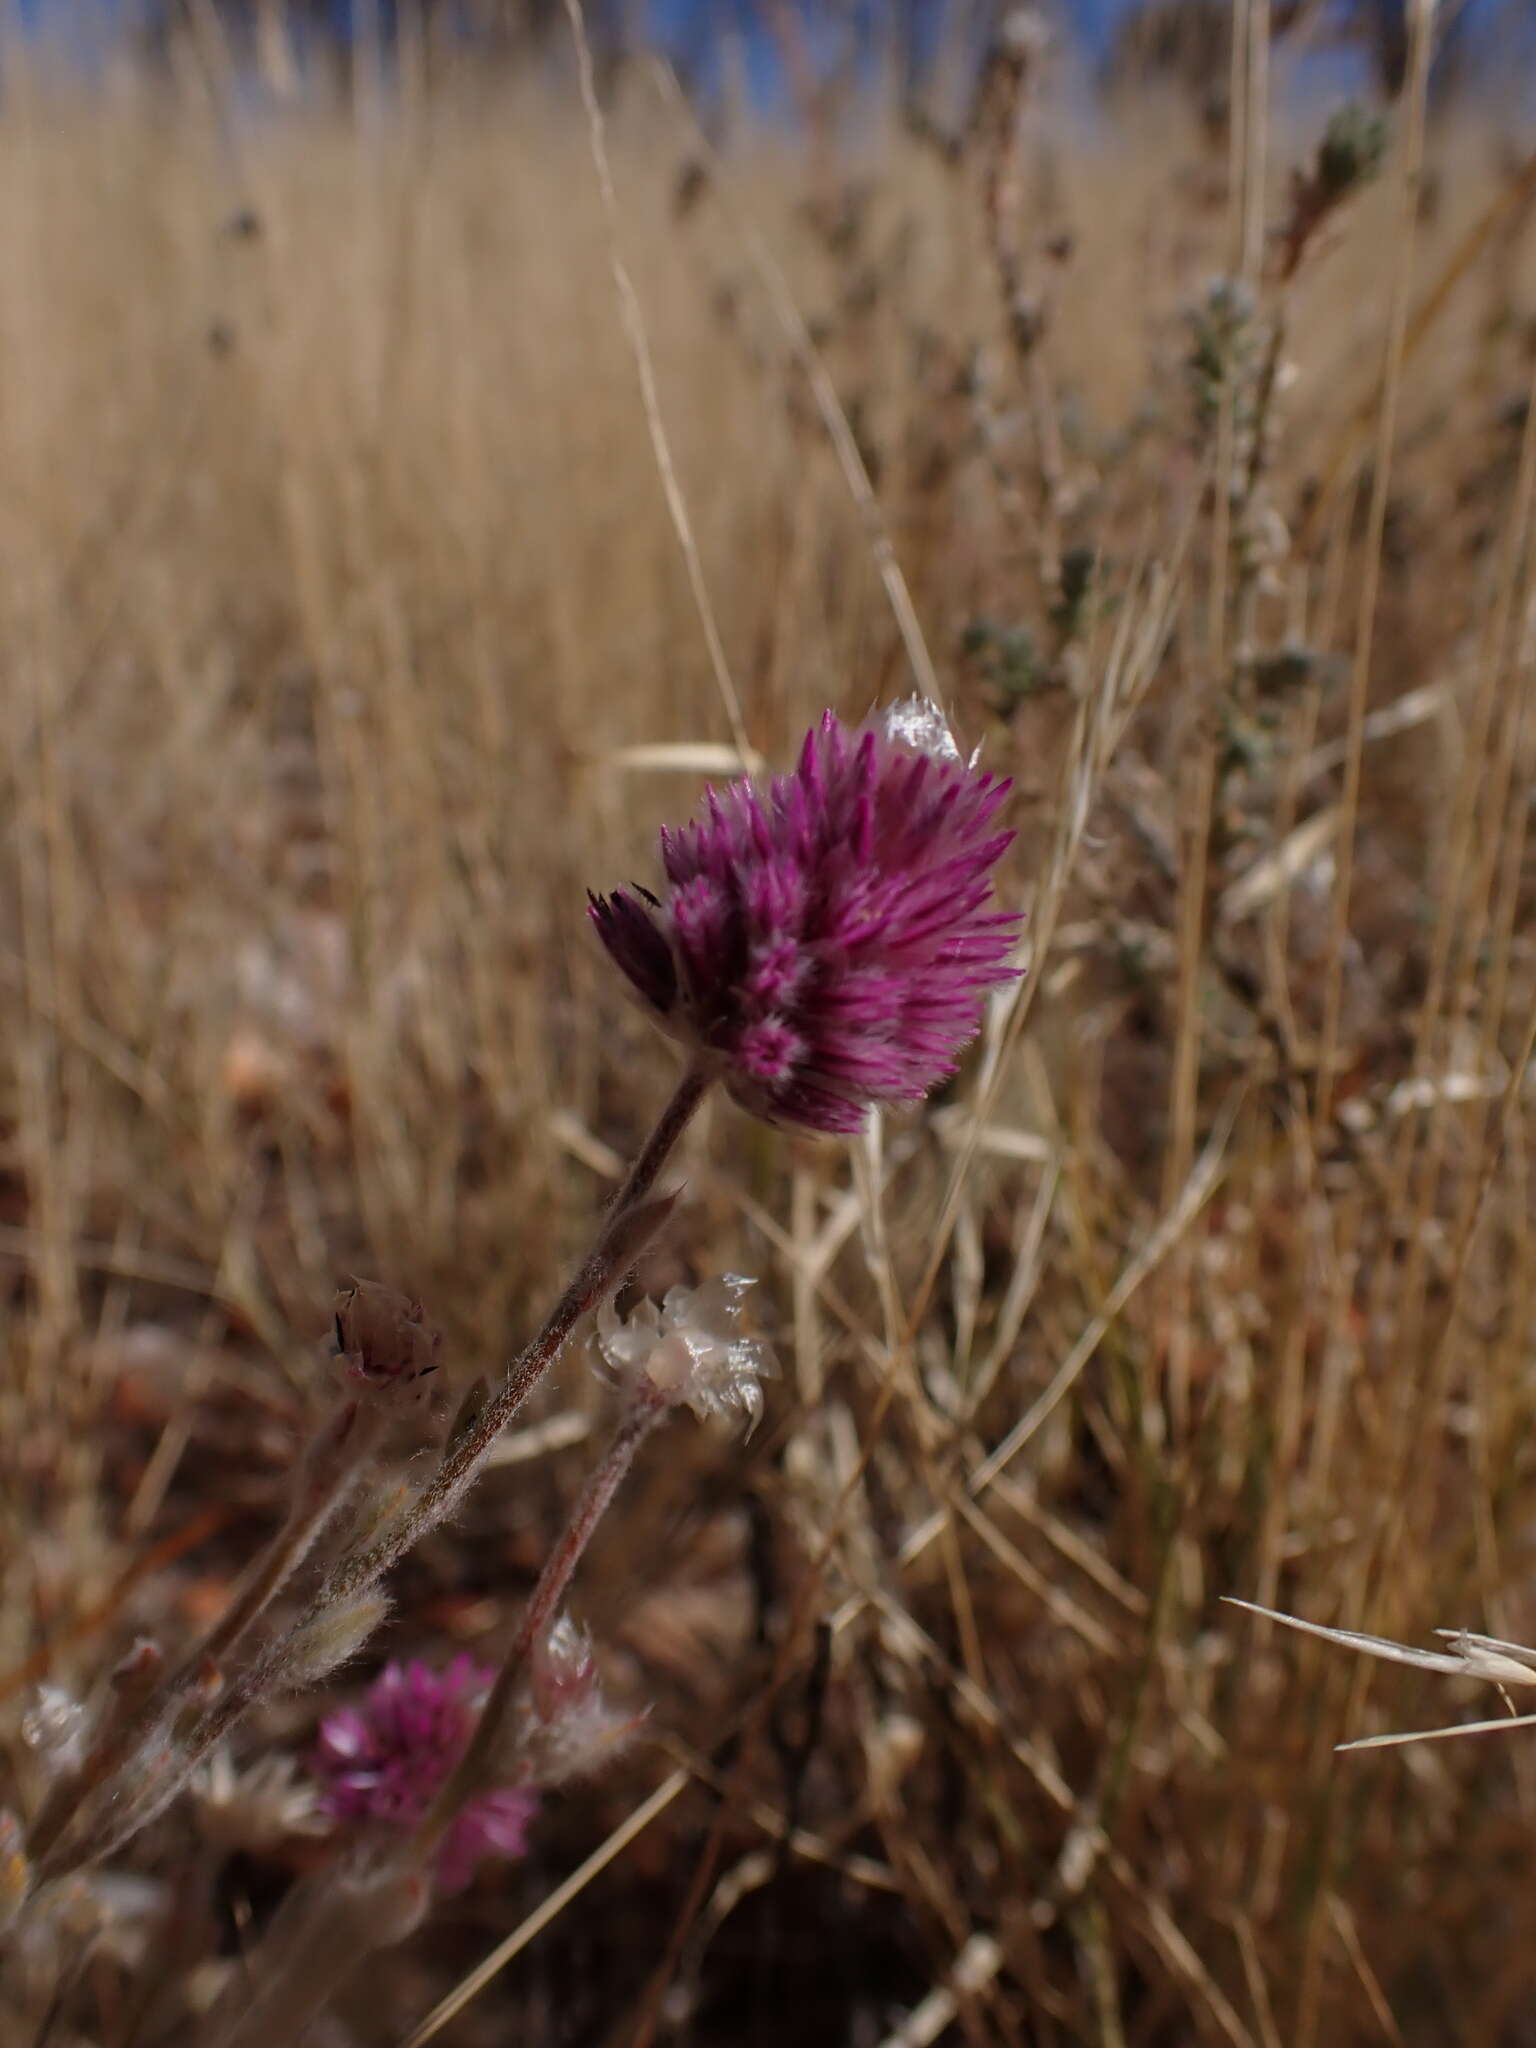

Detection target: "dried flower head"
[594, 1276, 774, 1436]
[332, 1281, 440, 1395]
[311, 1657, 537, 1894]
[523, 1617, 641, 1787]
[589, 701, 1020, 1135]
[192, 1749, 326, 1854]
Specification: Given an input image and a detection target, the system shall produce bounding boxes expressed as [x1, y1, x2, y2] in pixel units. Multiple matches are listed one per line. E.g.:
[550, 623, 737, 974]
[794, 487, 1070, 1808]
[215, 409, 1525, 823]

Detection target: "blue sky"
[639, 1, 1516, 104]
[13, 0, 1527, 95]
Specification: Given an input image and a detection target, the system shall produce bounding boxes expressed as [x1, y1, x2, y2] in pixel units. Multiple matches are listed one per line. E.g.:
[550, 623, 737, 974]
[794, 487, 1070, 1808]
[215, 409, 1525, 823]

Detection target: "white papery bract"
[594, 1276, 775, 1436]
[880, 693, 964, 764]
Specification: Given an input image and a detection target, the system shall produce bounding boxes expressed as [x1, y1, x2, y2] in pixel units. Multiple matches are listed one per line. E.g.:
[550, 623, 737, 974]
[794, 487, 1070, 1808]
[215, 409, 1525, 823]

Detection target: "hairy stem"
[199, 1861, 429, 2048]
[37, 1058, 711, 1886]
[412, 1385, 667, 1863]
[321, 1055, 710, 1609]
[197, 1400, 386, 1670]
[25, 1402, 384, 1872]
[200, 1395, 669, 2048]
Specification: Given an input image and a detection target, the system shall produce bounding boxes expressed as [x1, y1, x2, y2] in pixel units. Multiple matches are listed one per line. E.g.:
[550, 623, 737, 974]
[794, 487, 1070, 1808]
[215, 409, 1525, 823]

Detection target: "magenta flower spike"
[589, 701, 1021, 1135]
[312, 1657, 537, 1894]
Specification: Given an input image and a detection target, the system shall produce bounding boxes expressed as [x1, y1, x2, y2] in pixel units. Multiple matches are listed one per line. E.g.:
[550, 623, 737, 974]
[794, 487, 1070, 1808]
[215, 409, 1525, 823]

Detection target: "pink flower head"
[311, 1657, 536, 1894]
[589, 701, 1021, 1135]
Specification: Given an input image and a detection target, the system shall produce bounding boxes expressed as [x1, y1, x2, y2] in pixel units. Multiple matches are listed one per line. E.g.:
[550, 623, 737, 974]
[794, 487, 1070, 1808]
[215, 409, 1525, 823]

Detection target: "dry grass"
[4, 12, 1536, 2044]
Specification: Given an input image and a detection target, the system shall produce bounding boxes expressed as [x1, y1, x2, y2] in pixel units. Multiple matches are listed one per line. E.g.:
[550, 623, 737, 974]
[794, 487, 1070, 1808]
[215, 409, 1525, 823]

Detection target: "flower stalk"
[25, 1399, 387, 1876]
[28, 1056, 712, 1886]
[318, 1055, 711, 1615]
[197, 1399, 389, 1671]
[200, 1861, 431, 2048]
[408, 1382, 669, 1869]
[16, 699, 1021, 2044]
[203, 1389, 673, 2048]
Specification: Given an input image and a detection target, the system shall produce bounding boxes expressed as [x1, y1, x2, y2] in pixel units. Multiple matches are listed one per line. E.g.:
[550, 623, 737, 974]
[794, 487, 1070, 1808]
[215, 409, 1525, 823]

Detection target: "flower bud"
[278, 1592, 389, 1692]
[332, 1281, 440, 1397]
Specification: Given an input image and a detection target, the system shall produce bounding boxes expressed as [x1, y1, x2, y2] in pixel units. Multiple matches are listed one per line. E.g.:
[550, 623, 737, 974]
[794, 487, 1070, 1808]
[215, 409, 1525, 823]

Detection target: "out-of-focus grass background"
[5, 1, 1536, 2041]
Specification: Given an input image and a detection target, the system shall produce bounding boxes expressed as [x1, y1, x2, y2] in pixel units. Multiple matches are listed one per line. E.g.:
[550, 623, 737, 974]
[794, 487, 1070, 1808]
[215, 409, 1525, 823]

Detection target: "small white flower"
[594, 1276, 775, 1436]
